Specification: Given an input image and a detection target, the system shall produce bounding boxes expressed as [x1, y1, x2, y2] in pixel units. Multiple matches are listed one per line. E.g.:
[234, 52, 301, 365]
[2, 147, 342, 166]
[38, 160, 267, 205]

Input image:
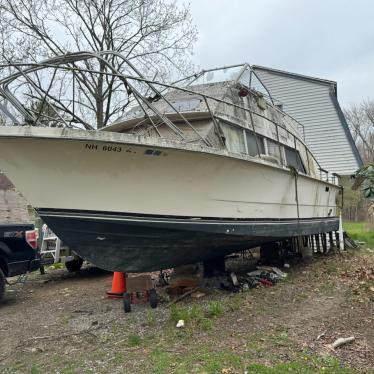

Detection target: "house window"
[246, 131, 265, 156]
[220, 123, 246, 154]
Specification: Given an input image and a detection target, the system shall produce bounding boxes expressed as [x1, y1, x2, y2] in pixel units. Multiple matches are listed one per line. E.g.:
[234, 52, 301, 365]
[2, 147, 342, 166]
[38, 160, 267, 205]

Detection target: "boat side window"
[220, 123, 247, 154]
[266, 139, 283, 161]
[285, 146, 306, 173]
[170, 99, 201, 112]
[246, 131, 265, 156]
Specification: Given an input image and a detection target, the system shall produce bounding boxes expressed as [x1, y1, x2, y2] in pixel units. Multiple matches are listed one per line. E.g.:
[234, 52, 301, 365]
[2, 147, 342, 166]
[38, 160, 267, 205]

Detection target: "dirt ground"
[0, 249, 373, 374]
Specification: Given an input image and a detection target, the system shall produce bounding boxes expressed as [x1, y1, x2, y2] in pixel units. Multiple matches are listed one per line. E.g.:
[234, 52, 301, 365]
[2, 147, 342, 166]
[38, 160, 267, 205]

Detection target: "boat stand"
[123, 275, 158, 313]
[258, 229, 346, 264]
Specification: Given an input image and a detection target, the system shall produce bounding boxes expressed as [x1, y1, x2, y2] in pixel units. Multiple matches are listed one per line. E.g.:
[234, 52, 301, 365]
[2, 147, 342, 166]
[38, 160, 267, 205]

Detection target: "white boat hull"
[0, 127, 340, 271]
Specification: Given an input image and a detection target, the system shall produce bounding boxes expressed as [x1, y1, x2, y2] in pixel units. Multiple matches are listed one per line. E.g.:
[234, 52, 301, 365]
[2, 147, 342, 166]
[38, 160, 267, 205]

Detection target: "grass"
[228, 293, 244, 311]
[169, 302, 220, 332]
[2, 303, 365, 374]
[30, 366, 41, 374]
[199, 317, 213, 331]
[127, 333, 142, 347]
[162, 297, 363, 374]
[146, 310, 157, 327]
[206, 300, 224, 317]
[6, 351, 361, 374]
[170, 304, 191, 323]
[148, 344, 361, 374]
[344, 221, 374, 248]
[170, 300, 224, 321]
[243, 360, 359, 374]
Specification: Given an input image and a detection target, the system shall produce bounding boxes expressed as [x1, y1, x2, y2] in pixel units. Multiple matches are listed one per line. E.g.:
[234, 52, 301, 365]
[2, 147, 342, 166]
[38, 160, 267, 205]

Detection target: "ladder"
[40, 224, 62, 264]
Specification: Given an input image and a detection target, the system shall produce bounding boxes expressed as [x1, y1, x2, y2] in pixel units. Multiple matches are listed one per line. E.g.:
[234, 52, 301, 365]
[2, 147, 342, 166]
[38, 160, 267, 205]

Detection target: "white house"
[253, 65, 362, 176]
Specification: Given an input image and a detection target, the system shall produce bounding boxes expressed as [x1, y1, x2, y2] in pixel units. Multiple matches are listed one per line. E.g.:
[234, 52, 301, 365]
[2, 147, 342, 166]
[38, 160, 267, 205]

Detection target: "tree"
[351, 164, 374, 222]
[0, 0, 197, 129]
[344, 100, 374, 163]
[28, 99, 62, 127]
[354, 164, 374, 199]
[343, 100, 374, 221]
[342, 184, 364, 222]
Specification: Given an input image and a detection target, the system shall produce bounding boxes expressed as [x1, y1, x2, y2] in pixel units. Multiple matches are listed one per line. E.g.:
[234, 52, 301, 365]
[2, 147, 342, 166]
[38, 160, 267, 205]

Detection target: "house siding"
[253, 67, 362, 175]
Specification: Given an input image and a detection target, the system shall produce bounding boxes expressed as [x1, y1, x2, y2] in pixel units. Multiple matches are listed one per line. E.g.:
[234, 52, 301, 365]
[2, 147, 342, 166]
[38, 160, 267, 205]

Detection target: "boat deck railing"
[0, 51, 338, 185]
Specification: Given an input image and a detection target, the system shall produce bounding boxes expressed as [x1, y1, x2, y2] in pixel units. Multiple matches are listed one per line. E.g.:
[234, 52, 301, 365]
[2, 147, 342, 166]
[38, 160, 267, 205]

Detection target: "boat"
[0, 52, 341, 272]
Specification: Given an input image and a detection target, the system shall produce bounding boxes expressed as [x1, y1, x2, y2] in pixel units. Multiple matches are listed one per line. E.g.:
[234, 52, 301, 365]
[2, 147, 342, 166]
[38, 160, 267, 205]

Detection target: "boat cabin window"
[285, 146, 306, 173]
[221, 123, 246, 154]
[170, 99, 201, 112]
[219, 122, 306, 173]
[266, 139, 283, 162]
[246, 131, 265, 156]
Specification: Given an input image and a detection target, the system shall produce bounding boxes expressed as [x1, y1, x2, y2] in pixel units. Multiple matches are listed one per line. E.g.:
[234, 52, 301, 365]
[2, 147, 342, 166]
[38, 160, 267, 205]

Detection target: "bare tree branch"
[0, 0, 197, 128]
[344, 100, 374, 163]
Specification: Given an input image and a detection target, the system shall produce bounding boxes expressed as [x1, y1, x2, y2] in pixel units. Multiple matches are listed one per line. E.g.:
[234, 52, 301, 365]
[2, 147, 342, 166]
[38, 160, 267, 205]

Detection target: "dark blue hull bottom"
[37, 209, 339, 272]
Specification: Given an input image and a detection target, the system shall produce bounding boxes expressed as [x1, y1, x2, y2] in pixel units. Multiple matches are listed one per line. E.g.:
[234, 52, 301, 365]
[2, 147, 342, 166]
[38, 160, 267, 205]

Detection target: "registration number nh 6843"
[85, 144, 122, 152]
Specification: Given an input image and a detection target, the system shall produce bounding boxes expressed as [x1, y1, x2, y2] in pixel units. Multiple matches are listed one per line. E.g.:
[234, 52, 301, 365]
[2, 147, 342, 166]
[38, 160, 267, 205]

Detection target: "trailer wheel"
[0, 268, 5, 302]
[123, 292, 131, 313]
[65, 257, 83, 272]
[149, 288, 158, 309]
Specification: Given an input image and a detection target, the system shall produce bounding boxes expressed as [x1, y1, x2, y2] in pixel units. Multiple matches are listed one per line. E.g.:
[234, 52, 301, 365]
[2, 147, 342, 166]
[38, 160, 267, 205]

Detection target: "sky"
[188, 0, 374, 107]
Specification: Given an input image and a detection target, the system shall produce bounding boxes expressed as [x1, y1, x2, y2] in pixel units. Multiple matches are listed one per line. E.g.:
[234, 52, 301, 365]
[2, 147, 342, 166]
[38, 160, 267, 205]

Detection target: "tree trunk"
[96, 97, 104, 129]
[95, 62, 105, 129]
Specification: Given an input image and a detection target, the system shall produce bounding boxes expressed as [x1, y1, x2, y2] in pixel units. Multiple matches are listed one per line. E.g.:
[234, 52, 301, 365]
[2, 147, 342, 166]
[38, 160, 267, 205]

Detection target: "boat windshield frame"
[172, 63, 274, 104]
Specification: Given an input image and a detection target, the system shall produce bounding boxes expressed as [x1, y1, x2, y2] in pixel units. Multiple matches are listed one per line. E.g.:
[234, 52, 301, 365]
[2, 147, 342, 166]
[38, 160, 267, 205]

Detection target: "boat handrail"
[0, 50, 329, 183]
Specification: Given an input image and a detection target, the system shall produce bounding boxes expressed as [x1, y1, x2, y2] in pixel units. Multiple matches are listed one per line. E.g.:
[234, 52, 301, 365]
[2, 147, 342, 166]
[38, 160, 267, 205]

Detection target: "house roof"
[252, 65, 338, 96]
[252, 65, 362, 172]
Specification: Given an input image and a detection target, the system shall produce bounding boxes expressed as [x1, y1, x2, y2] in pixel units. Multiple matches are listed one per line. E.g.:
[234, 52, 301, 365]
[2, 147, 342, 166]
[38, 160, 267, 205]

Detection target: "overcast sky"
[188, 0, 374, 107]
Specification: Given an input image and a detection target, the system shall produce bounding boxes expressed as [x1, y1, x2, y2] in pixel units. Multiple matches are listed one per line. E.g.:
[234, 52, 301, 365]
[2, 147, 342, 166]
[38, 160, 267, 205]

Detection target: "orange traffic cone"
[107, 272, 127, 299]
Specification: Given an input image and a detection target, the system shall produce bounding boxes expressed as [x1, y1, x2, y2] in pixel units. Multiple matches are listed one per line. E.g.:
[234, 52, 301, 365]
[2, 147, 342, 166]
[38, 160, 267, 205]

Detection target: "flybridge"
[0, 52, 295, 134]
[0, 51, 335, 184]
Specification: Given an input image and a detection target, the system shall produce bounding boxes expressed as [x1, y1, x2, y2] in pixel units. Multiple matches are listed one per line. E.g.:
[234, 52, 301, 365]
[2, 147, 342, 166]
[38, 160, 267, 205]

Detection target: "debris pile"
[159, 263, 289, 304]
[343, 232, 360, 249]
[220, 266, 288, 292]
[166, 264, 202, 296]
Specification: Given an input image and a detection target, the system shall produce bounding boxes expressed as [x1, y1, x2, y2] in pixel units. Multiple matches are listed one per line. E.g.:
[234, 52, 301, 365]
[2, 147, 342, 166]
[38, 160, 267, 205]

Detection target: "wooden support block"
[169, 277, 200, 289]
[329, 231, 334, 251]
